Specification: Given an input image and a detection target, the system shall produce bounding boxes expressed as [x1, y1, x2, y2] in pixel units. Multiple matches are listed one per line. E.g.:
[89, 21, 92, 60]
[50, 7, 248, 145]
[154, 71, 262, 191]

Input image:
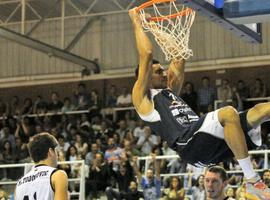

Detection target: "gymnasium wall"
[0, 13, 270, 79]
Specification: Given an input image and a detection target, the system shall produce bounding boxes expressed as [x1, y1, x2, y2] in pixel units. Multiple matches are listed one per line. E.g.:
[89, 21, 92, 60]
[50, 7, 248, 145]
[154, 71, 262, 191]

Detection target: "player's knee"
[219, 106, 239, 124]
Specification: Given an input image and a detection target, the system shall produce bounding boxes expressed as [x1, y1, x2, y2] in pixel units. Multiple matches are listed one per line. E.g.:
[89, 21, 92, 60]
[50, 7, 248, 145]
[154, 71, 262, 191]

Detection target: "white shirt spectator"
[137, 126, 158, 155]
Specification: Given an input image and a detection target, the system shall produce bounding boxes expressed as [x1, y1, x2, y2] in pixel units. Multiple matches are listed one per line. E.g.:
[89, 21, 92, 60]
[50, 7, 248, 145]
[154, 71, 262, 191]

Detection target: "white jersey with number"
[16, 165, 57, 200]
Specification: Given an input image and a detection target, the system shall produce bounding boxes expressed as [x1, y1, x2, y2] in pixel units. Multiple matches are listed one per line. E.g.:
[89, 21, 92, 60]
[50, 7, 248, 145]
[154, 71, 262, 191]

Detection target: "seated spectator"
[65, 145, 81, 178]
[14, 137, 29, 163]
[105, 84, 118, 108]
[61, 97, 75, 113]
[57, 134, 70, 154]
[250, 78, 267, 98]
[8, 95, 20, 116]
[104, 137, 123, 171]
[262, 169, 270, 188]
[121, 180, 144, 200]
[225, 186, 236, 200]
[89, 89, 101, 117]
[162, 177, 185, 200]
[186, 174, 206, 200]
[73, 83, 90, 110]
[132, 154, 161, 200]
[161, 141, 183, 174]
[74, 133, 88, 158]
[116, 86, 132, 107]
[181, 81, 198, 113]
[85, 143, 102, 166]
[47, 92, 63, 112]
[0, 189, 9, 200]
[116, 120, 129, 143]
[0, 126, 15, 149]
[133, 119, 145, 143]
[21, 98, 33, 115]
[124, 111, 136, 131]
[105, 157, 135, 199]
[33, 95, 47, 114]
[136, 126, 159, 156]
[236, 80, 250, 99]
[57, 150, 71, 178]
[86, 152, 111, 199]
[122, 139, 141, 158]
[0, 100, 8, 117]
[1, 140, 15, 180]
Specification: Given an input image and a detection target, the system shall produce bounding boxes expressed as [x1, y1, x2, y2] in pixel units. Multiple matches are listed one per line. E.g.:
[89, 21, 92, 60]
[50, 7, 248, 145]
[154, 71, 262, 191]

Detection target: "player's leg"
[219, 105, 270, 199]
[218, 106, 249, 160]
[246, 102, 270, 128]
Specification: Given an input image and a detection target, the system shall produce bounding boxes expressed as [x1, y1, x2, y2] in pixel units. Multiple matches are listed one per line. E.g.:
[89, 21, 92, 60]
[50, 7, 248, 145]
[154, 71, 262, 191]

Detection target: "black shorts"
[176, 110, 260, 167]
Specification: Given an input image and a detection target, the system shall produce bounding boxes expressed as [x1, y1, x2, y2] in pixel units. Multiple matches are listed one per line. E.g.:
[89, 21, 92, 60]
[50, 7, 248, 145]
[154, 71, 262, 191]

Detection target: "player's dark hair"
[28, 132, 58, 163]
[207, 166, 228, 182]
[135, 59, 160, 78]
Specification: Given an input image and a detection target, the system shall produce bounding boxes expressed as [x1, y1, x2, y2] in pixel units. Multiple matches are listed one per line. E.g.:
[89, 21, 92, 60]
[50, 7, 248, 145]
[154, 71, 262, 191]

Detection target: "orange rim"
[136, 0, 176, 12]
[148, 8, 193, 22]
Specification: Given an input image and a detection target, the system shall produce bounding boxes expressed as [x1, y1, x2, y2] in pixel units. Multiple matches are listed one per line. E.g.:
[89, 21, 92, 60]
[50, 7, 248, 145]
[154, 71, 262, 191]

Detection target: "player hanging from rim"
[15, 132, 68, 200]
[129, 6, 270, 199]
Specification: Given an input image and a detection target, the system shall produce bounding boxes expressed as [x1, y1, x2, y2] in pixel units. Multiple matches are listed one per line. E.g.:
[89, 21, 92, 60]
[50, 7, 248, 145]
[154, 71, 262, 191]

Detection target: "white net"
[139, 1, 196, 61]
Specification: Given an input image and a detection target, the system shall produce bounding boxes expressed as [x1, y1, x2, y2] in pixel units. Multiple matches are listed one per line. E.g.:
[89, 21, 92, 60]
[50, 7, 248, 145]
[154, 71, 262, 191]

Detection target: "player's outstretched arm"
[167, 59, 185, 96]
[129, 8, 154, 115]
[51, 170, 68, 200]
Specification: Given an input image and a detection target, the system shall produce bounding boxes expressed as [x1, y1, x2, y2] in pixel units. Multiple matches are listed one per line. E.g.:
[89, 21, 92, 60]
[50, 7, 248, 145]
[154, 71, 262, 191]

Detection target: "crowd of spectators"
[0, 78, 269, 200]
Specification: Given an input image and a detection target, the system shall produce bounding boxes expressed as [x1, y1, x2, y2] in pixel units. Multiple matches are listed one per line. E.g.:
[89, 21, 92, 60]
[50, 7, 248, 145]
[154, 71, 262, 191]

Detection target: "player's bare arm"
[167, 59, 186, 96]
[51, 170, 68, 200]
[129, 8, 154, 115]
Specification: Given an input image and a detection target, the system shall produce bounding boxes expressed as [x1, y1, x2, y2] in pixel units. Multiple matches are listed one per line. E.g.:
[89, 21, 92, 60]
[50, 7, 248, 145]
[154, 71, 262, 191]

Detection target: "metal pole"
[21, 0, 26, 34]
[61, 0, 65, 49]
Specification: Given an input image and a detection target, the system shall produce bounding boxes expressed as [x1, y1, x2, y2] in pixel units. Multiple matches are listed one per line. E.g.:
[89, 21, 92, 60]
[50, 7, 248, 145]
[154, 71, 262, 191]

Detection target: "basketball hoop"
[136, 0, 196, 60]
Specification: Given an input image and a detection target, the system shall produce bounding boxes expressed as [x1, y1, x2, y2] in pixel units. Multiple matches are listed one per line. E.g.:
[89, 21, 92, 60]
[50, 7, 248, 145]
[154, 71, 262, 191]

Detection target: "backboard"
[181, 0, 262, 43]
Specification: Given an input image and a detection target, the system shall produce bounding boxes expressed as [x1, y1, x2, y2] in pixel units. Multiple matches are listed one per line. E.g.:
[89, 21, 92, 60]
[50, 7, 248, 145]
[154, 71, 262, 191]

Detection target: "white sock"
[237, 156, 257, 180]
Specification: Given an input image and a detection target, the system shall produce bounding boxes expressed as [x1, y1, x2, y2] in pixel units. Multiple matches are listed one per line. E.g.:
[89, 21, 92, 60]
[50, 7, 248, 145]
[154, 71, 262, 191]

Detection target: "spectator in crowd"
[104, 137, 123, 171]
[122, 180, 144, 200]
[217, 79, 232, 108]
[14, 137, 29, 163]
[133, 119, 145, 142]
[65, 145, 81, 179]
[57, 150, 71, 178]
[105, 84, 118, 108]
[96, 120, 113, 144]
[89, 89, 101, 118]
[61, 97, 75, 113]
[0, 100, 8, 117]
[0, 189, 8, 200]
[122, 139, 140, 158]
[8, 95, 20, 116]
[85, 143, 101, 165]
[197, 76, 216, 114]
[187, 174, 206, 200]
[57, 134, 70, 154]
[0, 126, 15, 149]
[124, 111, 136, 131]
[136, 126, 159, 156]
[204, 166, 232, 200]
[250, 78, 267, 98]
[48, 92, 63, 112]
[33, 95, 47, 114]
[132, 154, 161, 200]
[86, 152, 111, 199]
[162, 176, 185, 200]
[236, 80, 250, 100]
[105, 155, 135, 200]
[15, 116, 35, 143]
[161, 141, 184, 174]
[74, 83, 90, 110]
[231, 86, 244, 111]
[262, 169, 270, 188]
[116, 86, 132, 107]
[225, 186, 236, 200]
[74, 133, 88, 158]
[116, 119, 129, 142]
[79, 113, 91, 128]
[181, 81, 198, 113]
[20, 98, 33, 115]
[1, 140, 15, 180]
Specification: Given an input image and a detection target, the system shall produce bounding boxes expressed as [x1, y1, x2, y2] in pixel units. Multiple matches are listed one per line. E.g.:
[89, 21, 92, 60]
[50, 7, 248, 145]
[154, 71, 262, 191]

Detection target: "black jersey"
[138, 88, 202, 149]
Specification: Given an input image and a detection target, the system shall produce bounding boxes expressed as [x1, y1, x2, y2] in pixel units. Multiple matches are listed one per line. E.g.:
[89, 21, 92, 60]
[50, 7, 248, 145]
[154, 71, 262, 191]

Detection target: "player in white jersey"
[15, 132, 68, 200]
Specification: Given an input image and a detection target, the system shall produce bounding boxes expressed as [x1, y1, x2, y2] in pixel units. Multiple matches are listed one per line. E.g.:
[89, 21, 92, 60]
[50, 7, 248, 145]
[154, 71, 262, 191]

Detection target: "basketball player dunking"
[129, 7, 270, 199]
[15, 133, 68, 200]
